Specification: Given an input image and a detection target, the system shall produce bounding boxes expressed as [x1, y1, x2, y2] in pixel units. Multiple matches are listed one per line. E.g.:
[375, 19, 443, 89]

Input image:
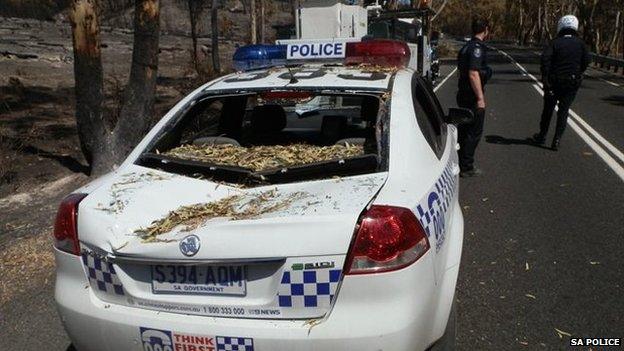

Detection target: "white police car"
[54, 40, 470, 351]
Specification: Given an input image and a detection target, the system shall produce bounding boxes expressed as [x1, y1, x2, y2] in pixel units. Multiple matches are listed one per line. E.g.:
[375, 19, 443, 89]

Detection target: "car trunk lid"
[77, 165, 387, 319]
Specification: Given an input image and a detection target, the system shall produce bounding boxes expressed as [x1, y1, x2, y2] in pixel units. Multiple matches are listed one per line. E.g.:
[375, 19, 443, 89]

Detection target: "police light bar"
[232, 40, 410, 71]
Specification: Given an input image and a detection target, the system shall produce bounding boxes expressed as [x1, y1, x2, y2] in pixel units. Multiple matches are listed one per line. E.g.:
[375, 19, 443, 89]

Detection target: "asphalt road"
[2, 46, 623, 350]
[434, 45, 624, 349]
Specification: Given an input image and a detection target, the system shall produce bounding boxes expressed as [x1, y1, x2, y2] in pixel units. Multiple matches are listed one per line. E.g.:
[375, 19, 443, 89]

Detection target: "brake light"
[260, 91, 313, 100]
[53, 193, 88, 255]
[345, 205, 429, 275]
[345, 40, 411, 67]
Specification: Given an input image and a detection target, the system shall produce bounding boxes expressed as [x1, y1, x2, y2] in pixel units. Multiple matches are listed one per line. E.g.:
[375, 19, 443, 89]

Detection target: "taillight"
[53, 193, 88, 255]
[345, 205, 429, 275]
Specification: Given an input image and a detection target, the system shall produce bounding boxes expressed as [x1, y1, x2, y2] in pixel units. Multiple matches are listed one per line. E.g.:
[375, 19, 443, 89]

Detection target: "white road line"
[599, 78, 620, 87]
[444, 48, 624, 181]
[434, 67, 458, 92]
[497, 49, 624, 178]
[497, 46, 624, 181]
[501, 49, 624, 165]
[529, 84, 624, 181]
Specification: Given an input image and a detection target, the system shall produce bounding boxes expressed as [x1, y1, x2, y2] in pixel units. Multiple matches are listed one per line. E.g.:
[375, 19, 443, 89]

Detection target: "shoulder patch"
[473, 47, 482, 58]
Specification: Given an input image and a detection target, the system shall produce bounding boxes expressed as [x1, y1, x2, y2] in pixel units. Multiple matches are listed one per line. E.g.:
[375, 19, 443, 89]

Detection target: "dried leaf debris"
[554, 327, 572, 338]
[96, 172, 170, 214]
[135, 190, 309, 241]
[164, 143, 364, 172]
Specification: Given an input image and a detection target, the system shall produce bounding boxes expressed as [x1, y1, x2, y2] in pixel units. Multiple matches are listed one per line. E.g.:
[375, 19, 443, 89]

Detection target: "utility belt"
[459, 66, 492, 84]
[550, 73, 582, 90]
[480, 67, 493, 85]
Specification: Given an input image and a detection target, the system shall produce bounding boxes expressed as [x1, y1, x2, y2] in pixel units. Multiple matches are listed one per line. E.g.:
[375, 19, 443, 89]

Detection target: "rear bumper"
[55, 249, 444, 351]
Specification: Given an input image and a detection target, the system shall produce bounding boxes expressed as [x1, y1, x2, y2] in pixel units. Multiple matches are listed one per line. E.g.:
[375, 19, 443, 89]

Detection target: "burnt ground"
[0, 17, 243, 349]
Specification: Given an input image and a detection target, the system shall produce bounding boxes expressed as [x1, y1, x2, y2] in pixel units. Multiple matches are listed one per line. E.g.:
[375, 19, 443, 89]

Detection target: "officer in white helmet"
[532, 15, 590, 150]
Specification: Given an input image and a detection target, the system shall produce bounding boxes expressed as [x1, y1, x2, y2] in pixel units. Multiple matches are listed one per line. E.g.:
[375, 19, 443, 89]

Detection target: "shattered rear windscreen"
[138, 91, 387, 185]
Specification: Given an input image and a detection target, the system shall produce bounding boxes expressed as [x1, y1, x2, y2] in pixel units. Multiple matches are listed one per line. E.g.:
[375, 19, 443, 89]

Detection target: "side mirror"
[445, 108, 474, 125]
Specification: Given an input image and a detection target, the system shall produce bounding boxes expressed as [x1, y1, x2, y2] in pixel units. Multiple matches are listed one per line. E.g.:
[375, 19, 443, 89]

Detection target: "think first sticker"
[140, 327, 254, 351]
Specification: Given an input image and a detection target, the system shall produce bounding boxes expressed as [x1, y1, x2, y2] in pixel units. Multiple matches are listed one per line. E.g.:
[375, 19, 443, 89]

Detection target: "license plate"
[151, 265, 246, 296]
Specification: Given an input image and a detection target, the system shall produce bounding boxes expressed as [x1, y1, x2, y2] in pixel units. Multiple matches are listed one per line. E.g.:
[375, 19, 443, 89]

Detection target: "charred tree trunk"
[188, 0, 200, 71]
[544, 0, 552, 40]
[607, 10, 621, 56]
[109, 0, 161, 173]
[577, 0, 599, 51]
[538, 4, 543, 43]
[211, 0, 220, 73]
[259, 0, 265, 43]
[430, 0, 448, 22]
[250, 0, 257, 44]
[69, 0, 106, 167]
[70, 0, 162, 175]
[518, 4, 525, 45]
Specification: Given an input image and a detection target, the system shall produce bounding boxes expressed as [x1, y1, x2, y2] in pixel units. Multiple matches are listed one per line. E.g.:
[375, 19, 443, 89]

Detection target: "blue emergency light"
[232, 44, 287, 71]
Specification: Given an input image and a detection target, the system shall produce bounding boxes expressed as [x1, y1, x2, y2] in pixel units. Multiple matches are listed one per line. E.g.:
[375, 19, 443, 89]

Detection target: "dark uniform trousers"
[538, 31, 589, 141]
[539, 85, 578, 140]
[456, 94, 485, 172]
[456, 37, 489, 172]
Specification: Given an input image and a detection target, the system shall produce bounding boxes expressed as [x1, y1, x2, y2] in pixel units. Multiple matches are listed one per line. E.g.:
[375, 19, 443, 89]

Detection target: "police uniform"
[536, 29, 590, 148]
[456, 37, 491, 173]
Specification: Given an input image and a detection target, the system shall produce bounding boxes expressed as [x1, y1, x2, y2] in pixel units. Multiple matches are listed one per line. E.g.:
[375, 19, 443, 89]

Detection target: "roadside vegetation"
[434, 0, 623, 57]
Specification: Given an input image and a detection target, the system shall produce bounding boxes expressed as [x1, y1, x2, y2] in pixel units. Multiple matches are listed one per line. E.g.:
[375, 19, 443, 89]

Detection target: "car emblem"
[179, 235, 201, 257]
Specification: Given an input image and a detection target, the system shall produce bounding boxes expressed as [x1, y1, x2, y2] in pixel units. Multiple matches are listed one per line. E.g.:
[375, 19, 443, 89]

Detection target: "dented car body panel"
[78, 167, 388, 259]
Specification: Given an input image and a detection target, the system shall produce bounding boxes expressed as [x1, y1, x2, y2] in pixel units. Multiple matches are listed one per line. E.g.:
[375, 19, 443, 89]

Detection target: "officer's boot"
[551, 137, 561, 151]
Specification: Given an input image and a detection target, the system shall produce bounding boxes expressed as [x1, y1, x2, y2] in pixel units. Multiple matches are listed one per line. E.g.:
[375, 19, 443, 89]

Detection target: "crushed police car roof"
[206, 65, 396, 92]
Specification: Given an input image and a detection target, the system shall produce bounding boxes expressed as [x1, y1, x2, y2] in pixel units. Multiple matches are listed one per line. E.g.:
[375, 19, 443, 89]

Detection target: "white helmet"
[558, 15, 579, 33]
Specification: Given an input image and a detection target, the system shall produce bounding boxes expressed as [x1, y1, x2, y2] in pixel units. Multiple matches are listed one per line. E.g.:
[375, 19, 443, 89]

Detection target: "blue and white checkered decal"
[216, 336, 254, 351]
[277, 269, 341, 308]
[415, 161, 457, 252]
[81, 252, 124, 296]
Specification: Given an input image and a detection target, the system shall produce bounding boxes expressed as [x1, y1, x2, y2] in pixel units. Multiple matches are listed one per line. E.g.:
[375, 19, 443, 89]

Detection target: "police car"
[53, 39, 471, 351]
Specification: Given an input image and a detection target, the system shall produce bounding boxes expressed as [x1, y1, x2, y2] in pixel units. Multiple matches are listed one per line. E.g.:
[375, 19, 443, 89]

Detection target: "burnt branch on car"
[163, 143, 365, 172]
[135, 190, 310, 241]
[94, 171, 171, 214]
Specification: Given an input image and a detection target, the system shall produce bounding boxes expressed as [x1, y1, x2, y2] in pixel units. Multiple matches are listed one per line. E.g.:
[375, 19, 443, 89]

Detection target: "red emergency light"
[345, 40, 411, 68]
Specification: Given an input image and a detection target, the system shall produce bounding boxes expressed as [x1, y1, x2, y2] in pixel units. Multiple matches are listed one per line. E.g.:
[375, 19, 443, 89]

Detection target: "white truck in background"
[277, 0, 438, 82]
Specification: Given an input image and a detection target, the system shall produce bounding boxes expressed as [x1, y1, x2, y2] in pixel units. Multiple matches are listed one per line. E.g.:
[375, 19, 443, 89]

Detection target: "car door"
[411, 74, 460, 281]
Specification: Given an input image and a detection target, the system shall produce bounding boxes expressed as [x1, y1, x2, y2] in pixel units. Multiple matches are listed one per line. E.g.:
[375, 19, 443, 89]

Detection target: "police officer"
[533, 15, 590, 150]
[456, 17, 492, 177]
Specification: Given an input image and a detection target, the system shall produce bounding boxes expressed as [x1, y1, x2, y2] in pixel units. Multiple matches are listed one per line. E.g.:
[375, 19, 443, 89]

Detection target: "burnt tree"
[70, 0, 160, 175]
[250, 0, 257, 44]
[187, 0, 203, 71]
[211, 0, 220, 73]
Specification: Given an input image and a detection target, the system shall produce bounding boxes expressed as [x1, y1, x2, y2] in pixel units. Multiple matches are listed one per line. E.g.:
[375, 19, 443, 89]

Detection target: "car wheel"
[428, 300, 457, 351]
